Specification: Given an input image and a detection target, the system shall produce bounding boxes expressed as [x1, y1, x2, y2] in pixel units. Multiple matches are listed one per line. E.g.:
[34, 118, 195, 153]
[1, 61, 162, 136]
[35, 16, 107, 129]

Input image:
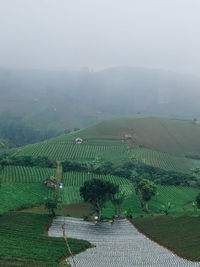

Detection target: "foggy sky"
[0, 0, 200, 75]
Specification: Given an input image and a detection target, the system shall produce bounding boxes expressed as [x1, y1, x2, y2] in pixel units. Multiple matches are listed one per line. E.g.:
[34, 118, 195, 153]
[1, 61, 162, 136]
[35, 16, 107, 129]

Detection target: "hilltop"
[15, 115, 200, 173]
[67, 115, 200, 156]
[1, 67, 200, 147]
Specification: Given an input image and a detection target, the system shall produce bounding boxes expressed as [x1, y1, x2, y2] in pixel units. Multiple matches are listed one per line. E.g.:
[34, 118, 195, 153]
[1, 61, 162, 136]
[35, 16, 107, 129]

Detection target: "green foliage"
[17, 140, 127, 161]
[134, 178, 157, 212]
[1, 165, 56, 183]
[73, 127, 80, 131]
[0, 114, 60, 147]
[80, 179, 119, 220]
[62, 160, 89, 172]
[161, 202, 173, 215]
[1, 163, 199, 218]
[44, 197, 59, 217]
[136, 179, 157, 202]
[130, 147, 191, 173]
[0, 155, 57, 168]
[111, 192, 125, 215]
[0, 183, 51, 214]
[62, 158, 197, 187]
[196, 192, 200, 209]
[133, 216, 200, 261]
[0, 212, 90, 266]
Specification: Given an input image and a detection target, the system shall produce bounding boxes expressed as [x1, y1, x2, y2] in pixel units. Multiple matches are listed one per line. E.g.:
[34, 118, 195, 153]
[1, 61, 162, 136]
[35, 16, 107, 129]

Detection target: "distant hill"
[16, 116, 200, 173]
[1, 67, 200, 146]
[72, 116, 200, 156]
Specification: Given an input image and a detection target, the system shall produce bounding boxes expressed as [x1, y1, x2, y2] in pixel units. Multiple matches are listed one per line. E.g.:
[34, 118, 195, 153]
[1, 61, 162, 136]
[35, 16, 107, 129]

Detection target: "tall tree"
[196, 192, 200, 209]
[136, 178, 157, 212]
[80, 179, 119, 220]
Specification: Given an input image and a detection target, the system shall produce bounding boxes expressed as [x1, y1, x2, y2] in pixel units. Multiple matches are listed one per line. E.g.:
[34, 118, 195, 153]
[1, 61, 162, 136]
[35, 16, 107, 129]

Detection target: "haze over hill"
[1, 67, 200, 146]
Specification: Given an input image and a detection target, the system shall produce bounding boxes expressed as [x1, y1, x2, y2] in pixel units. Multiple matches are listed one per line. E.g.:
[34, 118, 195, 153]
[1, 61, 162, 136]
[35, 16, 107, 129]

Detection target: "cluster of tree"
[62, 159, 199, 187]
[134, 178, 157, 212]
[0, 114, 60, 147]
[0, 155, 56, 168]
[80, 179, 119, 220]
[196, 192, 200, 209]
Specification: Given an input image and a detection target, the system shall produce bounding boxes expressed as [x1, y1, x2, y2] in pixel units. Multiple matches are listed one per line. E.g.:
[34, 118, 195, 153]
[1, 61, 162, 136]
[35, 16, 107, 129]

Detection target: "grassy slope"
[1, 166, 199, 217]
[132, 216, 200, 261]
[0, 212, 90, 266]
[49, 115, 200, 156]
[14, 115, 200, 172]
[102, 185, 199, 218]
[0, 183, 52, 214]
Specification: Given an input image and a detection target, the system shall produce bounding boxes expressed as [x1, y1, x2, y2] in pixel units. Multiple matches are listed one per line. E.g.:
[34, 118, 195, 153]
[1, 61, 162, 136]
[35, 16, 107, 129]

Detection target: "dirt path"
[56, 160, 62, 183]
[48, 217, 200, 267]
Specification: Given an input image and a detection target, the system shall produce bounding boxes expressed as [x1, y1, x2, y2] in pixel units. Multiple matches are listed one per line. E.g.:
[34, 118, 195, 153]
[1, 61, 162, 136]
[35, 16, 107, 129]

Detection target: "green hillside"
[0, 212, 90, 266]
[67, 116, 200, 156]
[14, 115, 200, 173]
[0, 166, 198, 217]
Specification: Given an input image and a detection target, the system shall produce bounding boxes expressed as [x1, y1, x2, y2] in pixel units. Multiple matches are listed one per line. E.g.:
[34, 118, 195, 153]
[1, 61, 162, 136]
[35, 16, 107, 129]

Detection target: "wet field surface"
[48, 217, 200, 267]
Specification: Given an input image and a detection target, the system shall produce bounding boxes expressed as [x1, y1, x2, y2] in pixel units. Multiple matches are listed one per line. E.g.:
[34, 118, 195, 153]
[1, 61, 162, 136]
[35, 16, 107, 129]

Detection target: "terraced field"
[0, 183, 50, 213]
[0, 166, 56, 213]
[102, 184, 199, 218]
[1, 165, 56, 183]
[0, 166, 133, 212]
[149, 185, 199, 216]
[48, 116, 200, 156]
[0, 166, 198, 216]
[16, 140, 127, 161]
[12, 116, 200, 175]
[61, 171, 133, 205]
[0, 213, 90, 266]
[131, 147, 192, 173]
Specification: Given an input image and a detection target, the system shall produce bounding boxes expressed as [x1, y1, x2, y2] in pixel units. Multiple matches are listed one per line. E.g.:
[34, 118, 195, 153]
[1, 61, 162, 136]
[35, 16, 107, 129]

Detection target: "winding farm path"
[48, 217, 200, 267]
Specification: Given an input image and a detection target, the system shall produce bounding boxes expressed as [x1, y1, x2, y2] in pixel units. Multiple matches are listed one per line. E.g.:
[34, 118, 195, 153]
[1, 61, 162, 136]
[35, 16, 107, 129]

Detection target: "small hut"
[75, 137, 83, 144]
[124, 134, 132, 141]
[43, 177, 57, 189]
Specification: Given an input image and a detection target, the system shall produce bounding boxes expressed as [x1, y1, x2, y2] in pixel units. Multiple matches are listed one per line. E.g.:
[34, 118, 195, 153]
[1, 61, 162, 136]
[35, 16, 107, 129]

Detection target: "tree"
[196, 192, 200, 209]
[80, 179, 119, 220]
[161, 202, 173, 215]
[111, 192, 125, 215]
[44, 197, 58, 217]
[136, 179, 157, 212]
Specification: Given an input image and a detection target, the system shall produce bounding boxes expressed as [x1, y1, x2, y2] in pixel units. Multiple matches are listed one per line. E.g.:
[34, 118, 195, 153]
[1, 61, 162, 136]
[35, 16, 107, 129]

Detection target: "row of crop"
[131, 147, 190, 172]
[62, 171, 130, 187]
[0, 166, 56, 183]
[155, 185, 199, 204]
[48, 139, 124, 146]
[0, 166, 132, 190]
[61, 186, 82, 205]
[17, 143, 127, 161]
[148, 184, 199, 216]
[0, 183, 50, 213]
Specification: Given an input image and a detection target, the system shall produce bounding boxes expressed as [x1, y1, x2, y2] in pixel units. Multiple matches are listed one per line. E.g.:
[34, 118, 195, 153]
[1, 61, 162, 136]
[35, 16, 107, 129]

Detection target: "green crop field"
[133, 216, 200, 261]
[130, 147, 192, 173]
[149, 185, 199, 216]
[0, 166, 58, 213]
[16, 140, 127, 161]
[0, 183, 51, 214]
[0, 166, 133, 212]
[102, 184, 199, 218]
[1, 165, 199, 217]
[48, 115, 200, 156]
[61, 171, 133, 205]
[0, 212, 90, 266]
[13, 115, 200, 174]
[1, 166, 56, 183]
